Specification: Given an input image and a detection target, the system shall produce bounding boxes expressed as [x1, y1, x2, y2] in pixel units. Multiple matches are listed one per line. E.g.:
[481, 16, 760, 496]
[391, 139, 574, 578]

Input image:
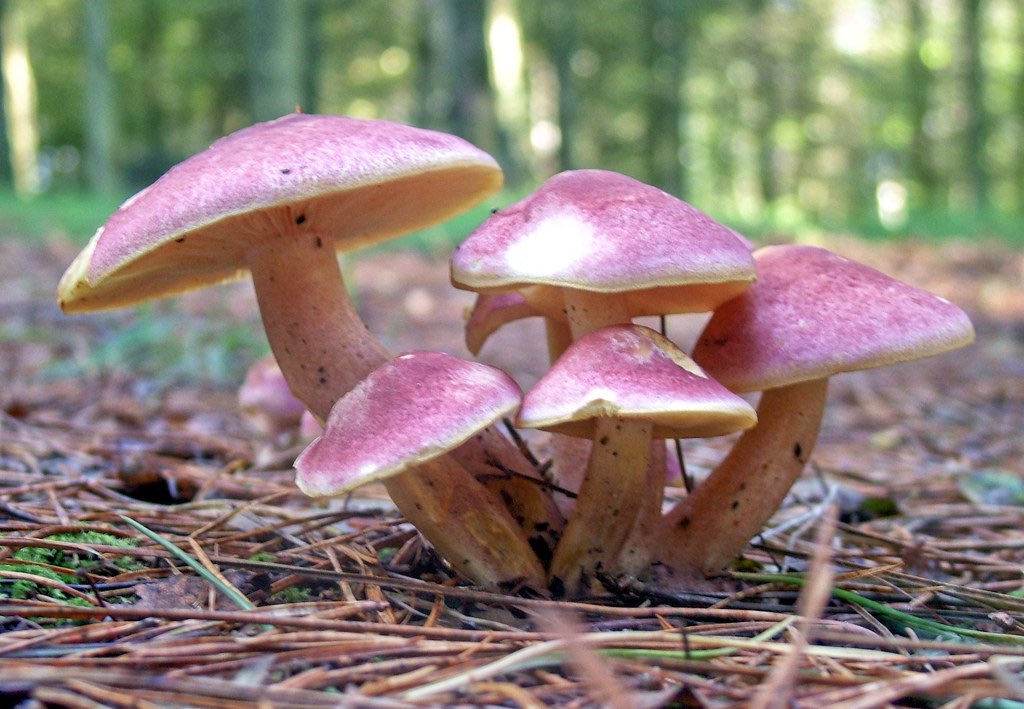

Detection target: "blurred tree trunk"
[546, 1, 579, 173]
[749, 0, 780, 207]
[132, 1, 166, 185]
[1015, 4, 1024, 207]
[641, 0, 687, 197]
[247, 0, 306, 121]
[300, 1, 322, 115]
[0, 2, 9, 188]
[0, 0, 39, 197]
[83, 0, 117, 194]
[906, 0, 936, 204]
[486, 0, 527, 184]
[418, 0, 497, 152]
[961, 0, 988, 211]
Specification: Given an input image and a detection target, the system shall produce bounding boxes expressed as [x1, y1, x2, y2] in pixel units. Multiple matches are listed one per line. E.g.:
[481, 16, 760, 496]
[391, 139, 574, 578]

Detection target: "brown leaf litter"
[0, 235, 1023, 706]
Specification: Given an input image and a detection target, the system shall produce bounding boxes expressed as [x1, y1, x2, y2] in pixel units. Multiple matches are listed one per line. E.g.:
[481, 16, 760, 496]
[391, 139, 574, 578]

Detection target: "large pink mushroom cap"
[692, 244, 976, 391]
[660, 244, 975, 576]
[295, 351, 522, 497]
[451, 169, 755, 317]
[59, 113, 503, 312]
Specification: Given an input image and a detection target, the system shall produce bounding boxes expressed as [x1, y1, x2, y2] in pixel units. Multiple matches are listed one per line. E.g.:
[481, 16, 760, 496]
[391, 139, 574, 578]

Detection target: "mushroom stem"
[612, 439, 666, 576]
[658, 378, 828, 576]
[445, 425, 563, 567]
[247, 236, 548, 587]
[563, 288, 631, 339]
[544, 289, 665, 592]
[387, 457, 546, 589]
[545, 316, 574, 361]
[548, 417, 653, 594]
[247, 234, 387, 421]
[543, 316, 588, 515]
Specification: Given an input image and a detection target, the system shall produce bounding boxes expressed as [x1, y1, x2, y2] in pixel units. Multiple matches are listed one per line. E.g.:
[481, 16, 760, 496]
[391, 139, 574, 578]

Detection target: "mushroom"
[60, 113, 503, 415]
[238, 353, 307, 439]
[451, 169, 756, 514]
[516, 324, 757, 594]
[299, 409, 322, 440]
[465, 292, 585, 513]
[465, 292, 553, 357]
[296, 351, 545, 589]
[659, 244, 975, 576]
[451, 169, 756, 339]
[57, 113, 559, 583]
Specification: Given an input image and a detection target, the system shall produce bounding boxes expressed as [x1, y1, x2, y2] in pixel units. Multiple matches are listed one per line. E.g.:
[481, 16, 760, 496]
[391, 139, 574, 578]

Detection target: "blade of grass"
[732, 570, 1024, 645]
[750, 502, 838, 709]
[402, 619, 798, 701]
[119, 515, 255, 611]
[603, 618, 796, 663]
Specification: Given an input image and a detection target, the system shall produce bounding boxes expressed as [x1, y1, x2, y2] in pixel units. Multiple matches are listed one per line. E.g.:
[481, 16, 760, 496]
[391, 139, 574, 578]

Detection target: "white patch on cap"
[503, 213, 595, 279]
[584, 386, 619, 406]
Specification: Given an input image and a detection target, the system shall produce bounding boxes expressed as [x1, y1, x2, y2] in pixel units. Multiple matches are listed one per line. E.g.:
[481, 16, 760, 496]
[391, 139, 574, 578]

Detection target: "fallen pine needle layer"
[2, 237, 1024, 706]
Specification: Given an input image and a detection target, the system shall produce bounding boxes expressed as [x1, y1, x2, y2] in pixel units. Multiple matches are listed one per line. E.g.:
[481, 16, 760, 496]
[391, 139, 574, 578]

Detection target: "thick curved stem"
[247, 235, 387, 421]
[386, 458, 545, 589]
[658, 378, 828, 576]
[247, 237, 547, 588]
[548, 417, 653, 595]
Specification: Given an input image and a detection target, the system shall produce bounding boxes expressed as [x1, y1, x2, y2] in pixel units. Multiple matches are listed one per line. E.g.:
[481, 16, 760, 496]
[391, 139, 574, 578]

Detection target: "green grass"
[0, 188, 506, 252]
[3, 188, 1020, 249]
[39, 304, 269, 386]
[0, 190, 125, 243]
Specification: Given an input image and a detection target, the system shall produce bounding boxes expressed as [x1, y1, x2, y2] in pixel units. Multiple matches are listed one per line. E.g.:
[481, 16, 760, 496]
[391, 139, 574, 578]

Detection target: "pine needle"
[119, 515, 256, 612]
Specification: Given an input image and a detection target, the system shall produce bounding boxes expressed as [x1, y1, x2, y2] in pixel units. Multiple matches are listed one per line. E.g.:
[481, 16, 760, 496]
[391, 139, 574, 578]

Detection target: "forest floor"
[1, 234, 1023, 707]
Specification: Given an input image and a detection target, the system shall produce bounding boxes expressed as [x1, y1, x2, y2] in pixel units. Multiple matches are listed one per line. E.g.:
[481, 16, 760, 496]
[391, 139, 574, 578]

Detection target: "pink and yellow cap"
[60, 113, 502, 312]
[295, 351, 521, 496]
[517, 324, 756, 440]
[693, 244, 976, 393]
[451, 170, 755, 316]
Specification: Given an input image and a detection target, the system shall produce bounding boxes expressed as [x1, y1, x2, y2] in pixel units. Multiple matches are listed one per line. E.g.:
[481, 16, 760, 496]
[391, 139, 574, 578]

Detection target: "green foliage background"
[0, 0, 1019, 244]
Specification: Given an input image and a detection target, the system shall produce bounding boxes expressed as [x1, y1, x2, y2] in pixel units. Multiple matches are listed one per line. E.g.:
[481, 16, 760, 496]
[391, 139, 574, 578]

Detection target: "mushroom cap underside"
[59, 113, 503, 312]
[517, 324, 757, 439]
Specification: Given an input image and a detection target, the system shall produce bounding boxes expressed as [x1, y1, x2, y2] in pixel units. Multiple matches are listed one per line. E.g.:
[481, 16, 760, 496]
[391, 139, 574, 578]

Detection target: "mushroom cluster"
[58, 114, 975, 596]
[450, 169, 974, 594]
[58, 113, 560, 590]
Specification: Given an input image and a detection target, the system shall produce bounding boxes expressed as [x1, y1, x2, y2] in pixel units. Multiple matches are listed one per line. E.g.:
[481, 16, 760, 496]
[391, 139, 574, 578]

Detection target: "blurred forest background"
[0, 0, 1022, 245]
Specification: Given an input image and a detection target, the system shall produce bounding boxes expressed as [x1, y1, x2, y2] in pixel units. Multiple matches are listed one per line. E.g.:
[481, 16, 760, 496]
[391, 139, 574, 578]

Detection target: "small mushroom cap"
[299, 410, 323, 440]
[516, 324, 757, 439]
[294, 351, 522, 497]
[59, 113, 503, 313]
[692, 244, 976, 393]
[450, 169, 755, 317]
[464, 291, 541, 355]
[238, 353, 306, 435]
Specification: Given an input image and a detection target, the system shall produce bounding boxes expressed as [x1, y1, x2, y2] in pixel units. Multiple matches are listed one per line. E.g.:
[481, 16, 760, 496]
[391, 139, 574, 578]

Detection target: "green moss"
[0, 530, 142, 602]
[270, 586, 312, 604]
